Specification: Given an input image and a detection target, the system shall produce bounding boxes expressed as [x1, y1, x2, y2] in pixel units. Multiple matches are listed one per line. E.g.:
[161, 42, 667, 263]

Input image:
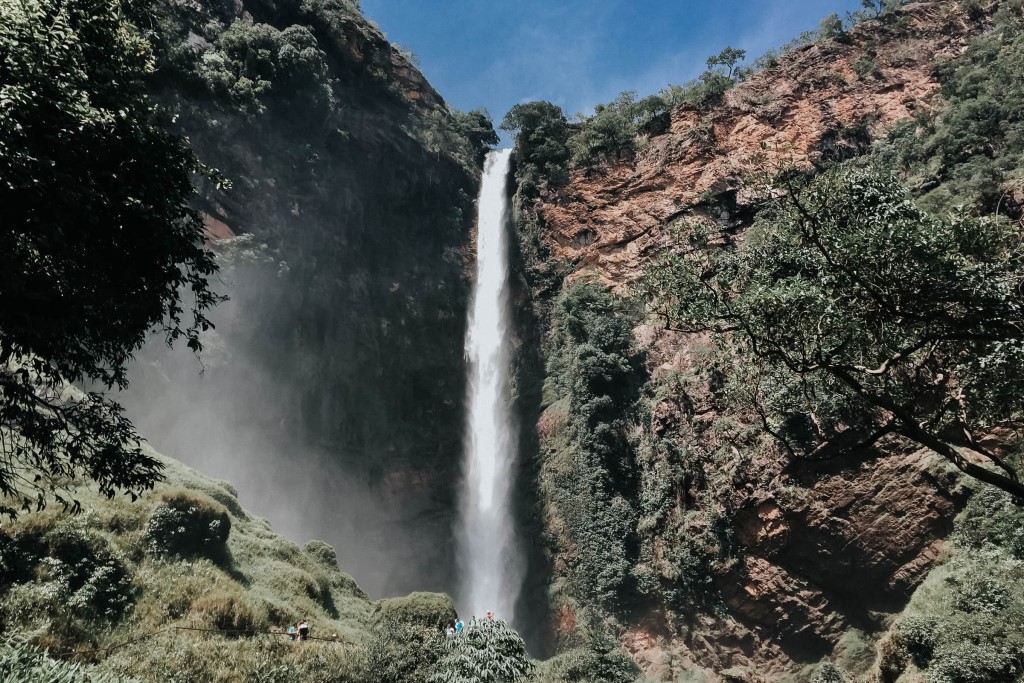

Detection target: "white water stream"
[457, 148, 521, 623]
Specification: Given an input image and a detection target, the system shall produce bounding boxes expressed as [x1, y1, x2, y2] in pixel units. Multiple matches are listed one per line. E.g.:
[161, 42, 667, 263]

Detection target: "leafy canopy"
[0, 0, 223, 516]
[643, 166, 1024, 500]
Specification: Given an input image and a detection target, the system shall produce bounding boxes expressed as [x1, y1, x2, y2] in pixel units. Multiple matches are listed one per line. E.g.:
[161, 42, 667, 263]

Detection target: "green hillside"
[0, 448, 374, 681]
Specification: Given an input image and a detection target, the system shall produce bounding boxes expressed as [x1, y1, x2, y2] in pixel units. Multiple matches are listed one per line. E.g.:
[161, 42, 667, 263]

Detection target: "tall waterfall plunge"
[457, 148, 522, 622]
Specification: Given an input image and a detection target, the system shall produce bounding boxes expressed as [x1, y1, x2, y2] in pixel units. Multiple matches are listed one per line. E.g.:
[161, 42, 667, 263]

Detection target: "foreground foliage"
[643, 166, 1024, 499]
[0, 0, 224, 516]
[0, 451, 372, 681]
[0, 641, 137, 683]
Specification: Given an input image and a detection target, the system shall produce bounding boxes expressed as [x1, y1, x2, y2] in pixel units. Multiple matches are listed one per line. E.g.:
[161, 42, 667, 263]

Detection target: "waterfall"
[457, 148, 521, 623]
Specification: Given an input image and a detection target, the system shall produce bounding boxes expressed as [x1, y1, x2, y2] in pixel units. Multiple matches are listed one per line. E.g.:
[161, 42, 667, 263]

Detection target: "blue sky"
[362, 0, 869, 144]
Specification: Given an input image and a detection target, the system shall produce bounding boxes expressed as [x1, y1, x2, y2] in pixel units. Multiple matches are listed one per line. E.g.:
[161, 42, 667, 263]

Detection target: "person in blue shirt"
[455, 618, 464, 634]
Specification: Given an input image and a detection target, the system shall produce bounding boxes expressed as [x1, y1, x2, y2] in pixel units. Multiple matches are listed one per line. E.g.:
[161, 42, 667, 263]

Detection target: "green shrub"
[144, 492, 230, 559]
[427, 619, 533, 683]
[366, 592, 454, 683]
[955, 479, 1024, 559]
[303, 539, 340, 569]
[852, 56, 883, 80]
[0, 523, 136, 624]
[898, 615, 938, 667]
[373, 592, 456, 630]
[531, 633, 639, 683]
[810, 661, 847, 683]
[191, 591, 265, 635]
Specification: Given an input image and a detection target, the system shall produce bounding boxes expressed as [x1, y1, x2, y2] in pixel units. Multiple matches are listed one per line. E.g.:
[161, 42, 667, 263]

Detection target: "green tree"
[0, 0, 223, 516]
[501, 101, 570, 191]
[451, 108, 499, 168]
[818, 13, 846, 40]
[705, 46, 747, 79]
[642, 167, 1024, 500]
[427, 620, 533, 683]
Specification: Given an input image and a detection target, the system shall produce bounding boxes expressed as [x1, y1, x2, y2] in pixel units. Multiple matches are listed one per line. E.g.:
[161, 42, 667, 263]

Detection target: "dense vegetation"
[866, 467, 1024, 682]
[539, 281, 641, 614]
[0, 445, 657, 681]
[0, 449, 374, 681]
[875, 0, 1024, 216]
[0, 0, 224, 517]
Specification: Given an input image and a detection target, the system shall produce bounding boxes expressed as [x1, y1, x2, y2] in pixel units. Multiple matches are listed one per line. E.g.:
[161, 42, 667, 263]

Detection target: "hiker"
[298, 619, 310, 641]
[486, 610, 493, 621]
[455, 617, 465, 634]
[287, 623, 297, 641]
[469, 615, 477, 628]
[445, 625, 456, 638]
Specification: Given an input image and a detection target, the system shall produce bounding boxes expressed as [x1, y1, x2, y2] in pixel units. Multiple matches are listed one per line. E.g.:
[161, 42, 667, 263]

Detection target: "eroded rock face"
[617, 340, 965, 676]
[536, 1, 986, 287]
[521, 2, 990, 677]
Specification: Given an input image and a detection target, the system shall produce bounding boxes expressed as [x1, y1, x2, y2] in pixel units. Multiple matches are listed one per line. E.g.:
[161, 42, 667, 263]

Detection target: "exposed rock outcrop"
[539, 1, 985, 285]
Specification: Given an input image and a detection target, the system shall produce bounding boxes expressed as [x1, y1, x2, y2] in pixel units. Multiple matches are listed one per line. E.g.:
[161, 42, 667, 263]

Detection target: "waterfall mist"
[119, 258, 459, 598]
[457, 149, 522, 623]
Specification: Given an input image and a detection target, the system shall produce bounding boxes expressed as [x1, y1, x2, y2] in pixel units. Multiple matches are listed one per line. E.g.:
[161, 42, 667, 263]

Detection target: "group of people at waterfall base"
[446, 611, 495, 637]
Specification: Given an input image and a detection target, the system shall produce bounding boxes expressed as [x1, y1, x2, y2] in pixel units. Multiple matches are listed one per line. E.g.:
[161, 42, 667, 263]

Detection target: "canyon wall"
[509, 2, 1000, 678]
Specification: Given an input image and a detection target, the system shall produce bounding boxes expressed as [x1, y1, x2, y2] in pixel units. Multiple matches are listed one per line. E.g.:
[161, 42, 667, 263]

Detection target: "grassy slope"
[1, 447, 374, 682]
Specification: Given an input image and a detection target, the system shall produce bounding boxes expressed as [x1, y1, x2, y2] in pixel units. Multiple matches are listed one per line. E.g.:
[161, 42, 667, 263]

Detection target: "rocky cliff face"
[511, 2, 997, 679]
[538, 1, 982, 285]
[121, 0, 486, 599]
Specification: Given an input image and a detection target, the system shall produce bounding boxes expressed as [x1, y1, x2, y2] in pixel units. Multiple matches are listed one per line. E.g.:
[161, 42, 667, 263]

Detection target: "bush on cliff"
[884, 522, 1024, 683]
[501, 101, 571, 194]
[876, 2, 1024, 216]
[144, 491, 231, 560]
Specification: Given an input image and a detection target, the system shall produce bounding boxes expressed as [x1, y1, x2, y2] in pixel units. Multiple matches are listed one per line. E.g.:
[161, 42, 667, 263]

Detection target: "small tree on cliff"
[0, 0, 223, 517]
[705, 46, 747, 80]
[642, 166, 1024, 501]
